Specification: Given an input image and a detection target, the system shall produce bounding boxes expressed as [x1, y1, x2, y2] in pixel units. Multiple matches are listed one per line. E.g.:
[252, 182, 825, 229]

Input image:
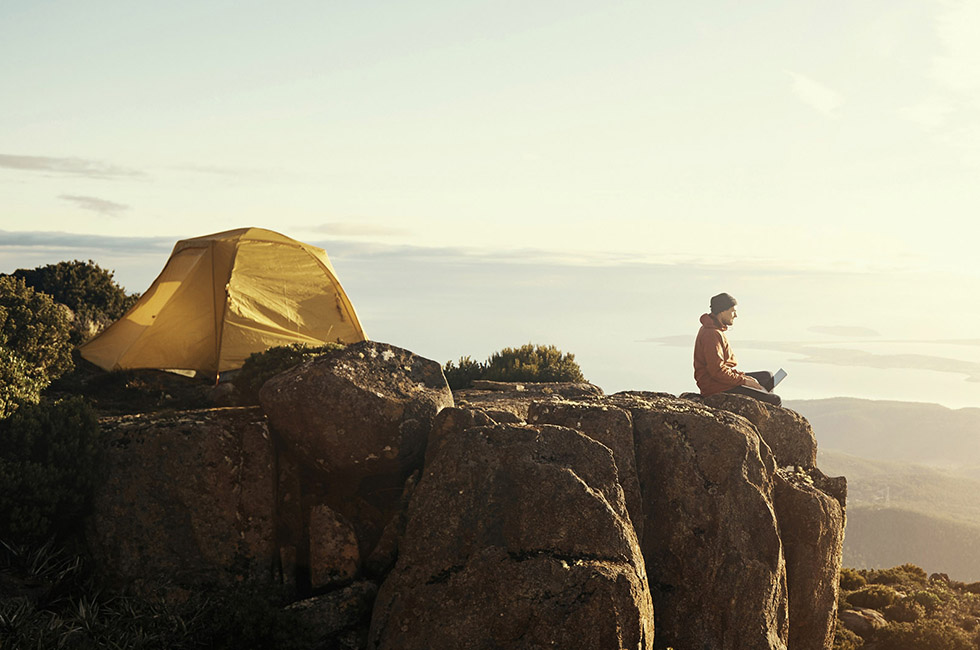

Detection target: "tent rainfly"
[80, 227, 367, 376]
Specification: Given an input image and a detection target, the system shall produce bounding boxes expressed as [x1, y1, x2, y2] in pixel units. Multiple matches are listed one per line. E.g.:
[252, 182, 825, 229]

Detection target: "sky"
[3, 0, 980, 408]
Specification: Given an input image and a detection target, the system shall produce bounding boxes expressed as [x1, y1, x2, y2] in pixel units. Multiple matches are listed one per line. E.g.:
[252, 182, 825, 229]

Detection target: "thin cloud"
[644, 336, 980, 382]
[0, 230, 173, 254]
[809, 326, 881, 338]
[60, 194, 130, 217]
[787, 71, 844, 117]
[312, 222, 412, 238]
[933, 1, 980, 94]
[0, 154, 145, 179]
[899, 98, 955, 130]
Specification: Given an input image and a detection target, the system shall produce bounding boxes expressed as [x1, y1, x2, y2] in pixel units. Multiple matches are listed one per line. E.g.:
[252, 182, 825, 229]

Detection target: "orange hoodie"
[693, 313, 746, 395]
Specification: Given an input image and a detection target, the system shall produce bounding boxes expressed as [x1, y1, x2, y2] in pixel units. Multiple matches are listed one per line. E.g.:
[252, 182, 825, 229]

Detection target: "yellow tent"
[80, 227, 367, 376]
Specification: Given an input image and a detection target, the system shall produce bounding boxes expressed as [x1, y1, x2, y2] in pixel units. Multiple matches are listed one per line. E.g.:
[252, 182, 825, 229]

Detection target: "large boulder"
[261, 341, 453, 480]
[86, 407, 277, 592]
[773, 469, 846, 650]
[622, 395, 789, 650]
[687, 393, 818, 467]
[453, 381, 603, 420]
[368, 423, 654, 650]
[526, 399, 644, 542]
[287, 581, 379, 650]
[261, 341, 454, 558]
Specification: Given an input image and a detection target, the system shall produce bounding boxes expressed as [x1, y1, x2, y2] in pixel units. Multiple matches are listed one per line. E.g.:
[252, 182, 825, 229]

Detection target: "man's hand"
[743, 376, 766, 391]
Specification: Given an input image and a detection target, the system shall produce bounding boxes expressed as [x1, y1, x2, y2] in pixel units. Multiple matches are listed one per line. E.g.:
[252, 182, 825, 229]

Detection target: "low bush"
[8, 259, 139, 343]
[883, 597, 925, 623]
[0, 276, 73, 381]
[839, 567, 867, 591]
[236, 342, 346, 404]
[443, 343, 587, 389]
[874, 619, 973, 650]
[0, 540, 316, 650]
[483, 344, 586, 383]
[831, 622, 863, 650]
[869, 563, 929, 588]
[443, 355, 485, 390]
[0, 398, 103, 545]
[913, 589, 945, 613]
[847, 584, 900, 610]
[0, 348, 46, 419]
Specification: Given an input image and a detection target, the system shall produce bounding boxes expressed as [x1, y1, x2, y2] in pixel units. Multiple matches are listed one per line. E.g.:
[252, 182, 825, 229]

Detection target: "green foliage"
[0, 348, 46, 419]
[0, 540, 317, 649]
[883, 598, 925, 623]
[483, 344, 586, 383]
[443, 343, 587, 389]
[443, 355, 485, 390]
[0, 398, 103, 545]
[874, 619, 974, 650]
[236, 342, 346, 404]
[869, 563, 929, 588]
[847, 584, 900, 610]
[839, 567, 867, 591]
[831, 622, 863, 650]
[912, 589, 944, 613]
[0, 275, 73, 380]
[9, 259, 139, 344]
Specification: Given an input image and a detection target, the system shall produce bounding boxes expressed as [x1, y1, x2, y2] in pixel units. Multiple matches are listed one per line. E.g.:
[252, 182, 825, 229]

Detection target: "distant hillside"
[818, 449, 980, 525]
[840, 505, 980, 581]
[786, 397, 980, 475]
[815, 446, 980, 581]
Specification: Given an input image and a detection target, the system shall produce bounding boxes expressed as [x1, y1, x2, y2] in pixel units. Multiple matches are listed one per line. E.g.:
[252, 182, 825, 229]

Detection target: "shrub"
[0, 397, 102, 545]
[847, 584, 900, 609]
[0, 540, 316, 650]
[913, 589, 944, 613]
[443, 355, 485, 390]
[831, 622, 863, 650]
[236, 342, 345, 404]
[9, 260, 139, 343]
[875, 619, 973, 650]
[0, 276, 73, 380]
[483, 344, 586, 384]
[0, 348, 46, 419]
[839, 567, 867, 591]
[884, 598, 925, 623]
[870, 563, 929, 588]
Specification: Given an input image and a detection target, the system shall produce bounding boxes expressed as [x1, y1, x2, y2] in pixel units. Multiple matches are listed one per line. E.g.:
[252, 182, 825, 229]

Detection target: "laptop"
[773, 368, 788, 387]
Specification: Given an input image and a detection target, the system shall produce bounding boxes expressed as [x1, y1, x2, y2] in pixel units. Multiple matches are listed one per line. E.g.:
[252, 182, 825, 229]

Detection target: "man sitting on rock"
[694, 292, 781, 406]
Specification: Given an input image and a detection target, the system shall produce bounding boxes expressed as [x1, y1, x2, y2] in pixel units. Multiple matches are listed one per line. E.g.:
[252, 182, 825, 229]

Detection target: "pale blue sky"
[3, 1, 980, 407]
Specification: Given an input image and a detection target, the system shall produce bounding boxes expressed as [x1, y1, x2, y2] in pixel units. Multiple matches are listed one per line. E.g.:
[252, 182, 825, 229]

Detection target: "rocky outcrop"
[686, 392, 817, 467]
[261, 341, 453, 560]
[260, 341, 452, 482]
[86, 407, 278, 592]
[526, 399, 645, 543]
[368, 423, 654, 650]
[85, 345, 846, 650]
[624, 394, 789, 650]
[287, 581, 378, 650]
[773, 468, 846, 650]
[453, 380, 603, 419]
[838, 607, 887, 639]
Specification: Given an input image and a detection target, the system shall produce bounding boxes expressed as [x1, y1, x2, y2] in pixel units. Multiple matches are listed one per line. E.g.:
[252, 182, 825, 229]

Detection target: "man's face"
[716, 306, 737, 327]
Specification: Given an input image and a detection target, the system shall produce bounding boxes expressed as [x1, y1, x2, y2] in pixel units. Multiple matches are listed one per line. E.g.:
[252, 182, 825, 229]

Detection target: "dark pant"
[724, 370, 781, 406]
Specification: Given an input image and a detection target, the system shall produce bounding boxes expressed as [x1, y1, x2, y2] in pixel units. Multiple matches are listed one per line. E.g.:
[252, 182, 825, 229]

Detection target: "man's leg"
[724, 370, 781, 406]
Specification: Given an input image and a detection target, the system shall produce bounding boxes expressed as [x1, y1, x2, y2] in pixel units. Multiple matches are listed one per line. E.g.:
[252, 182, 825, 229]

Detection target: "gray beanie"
[710, 293, 737, 315]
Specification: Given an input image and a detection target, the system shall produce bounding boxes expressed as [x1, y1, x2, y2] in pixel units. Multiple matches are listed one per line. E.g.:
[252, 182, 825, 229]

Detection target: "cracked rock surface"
[367, 423, 654, 650]
[624, 395, 790, 650]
